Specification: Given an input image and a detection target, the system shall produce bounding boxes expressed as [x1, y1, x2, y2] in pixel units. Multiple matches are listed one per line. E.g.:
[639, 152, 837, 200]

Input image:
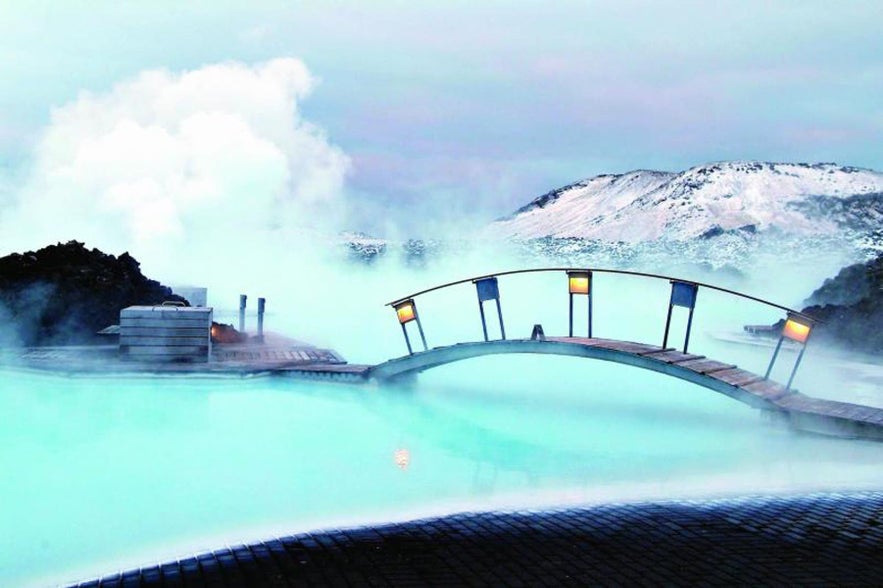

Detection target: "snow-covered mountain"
[489, 162, 883, 242]
[339, 162, 883, 277]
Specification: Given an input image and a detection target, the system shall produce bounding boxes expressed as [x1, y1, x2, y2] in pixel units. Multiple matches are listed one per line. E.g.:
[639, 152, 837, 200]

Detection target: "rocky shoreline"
[795, 255, 883, 355]
[0, 241, 186, 346]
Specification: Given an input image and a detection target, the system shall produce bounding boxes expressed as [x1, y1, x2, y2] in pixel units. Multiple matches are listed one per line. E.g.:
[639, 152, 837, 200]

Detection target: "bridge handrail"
[386, 267, 816, 322]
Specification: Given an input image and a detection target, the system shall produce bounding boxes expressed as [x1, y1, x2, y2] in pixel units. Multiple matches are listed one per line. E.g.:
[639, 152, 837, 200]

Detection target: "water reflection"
[1, 357, 881, 587]
[394, 448, 410, 470]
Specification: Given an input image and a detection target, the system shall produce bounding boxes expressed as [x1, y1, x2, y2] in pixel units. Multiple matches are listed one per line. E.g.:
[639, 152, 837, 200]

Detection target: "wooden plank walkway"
[542, 336, 791, 409]
[0, 339, 362, 379]
[552, 337, 883, 440]
[552, 337, 883, 439]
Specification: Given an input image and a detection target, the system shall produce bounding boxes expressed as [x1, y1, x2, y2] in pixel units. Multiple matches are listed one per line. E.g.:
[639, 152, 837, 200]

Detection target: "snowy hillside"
[339, 162, 883, 276]
[489, 162, 883, 242]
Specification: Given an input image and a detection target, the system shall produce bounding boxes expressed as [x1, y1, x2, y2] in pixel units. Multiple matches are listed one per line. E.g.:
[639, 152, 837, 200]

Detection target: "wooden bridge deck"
[552, 336, 789, 404]
[556, 337, 883, 439]
[367, 336, 883, 442]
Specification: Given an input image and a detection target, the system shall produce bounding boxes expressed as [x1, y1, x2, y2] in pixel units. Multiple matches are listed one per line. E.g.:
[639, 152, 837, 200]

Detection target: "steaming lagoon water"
[3, 354, 883, 587]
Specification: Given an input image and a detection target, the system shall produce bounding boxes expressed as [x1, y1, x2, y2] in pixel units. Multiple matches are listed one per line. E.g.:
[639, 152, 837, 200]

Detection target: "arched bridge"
[369, 337, 785, 410]
[349, 267, 883, 441]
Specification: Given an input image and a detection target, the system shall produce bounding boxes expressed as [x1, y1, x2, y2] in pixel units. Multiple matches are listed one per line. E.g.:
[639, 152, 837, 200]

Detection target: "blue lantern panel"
[670, 281, 698, 309]
[475, 277, 500, 302]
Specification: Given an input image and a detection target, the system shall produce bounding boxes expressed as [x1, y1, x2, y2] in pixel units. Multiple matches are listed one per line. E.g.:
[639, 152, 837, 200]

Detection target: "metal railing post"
[786, 346, 807, 390]
[414, 310, 428, 352]
[400, 323, 413, 355]
[683, 306, 695, 353]
[495, 298, 506, 340]
[477, 297, 489, 342]
[569, 292, 574, 338]
[765, 336, 784, 380]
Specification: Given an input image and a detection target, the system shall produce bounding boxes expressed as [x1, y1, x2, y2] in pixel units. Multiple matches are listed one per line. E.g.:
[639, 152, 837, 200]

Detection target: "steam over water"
[1, 55, 881, 588]
[2, 255, 883, 587]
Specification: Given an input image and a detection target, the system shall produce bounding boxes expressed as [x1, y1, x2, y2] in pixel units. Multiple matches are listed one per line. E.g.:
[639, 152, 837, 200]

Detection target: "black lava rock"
[0, 241, 186, 346]
[804, 255, 883, 307]
[797, 254, 883, 355]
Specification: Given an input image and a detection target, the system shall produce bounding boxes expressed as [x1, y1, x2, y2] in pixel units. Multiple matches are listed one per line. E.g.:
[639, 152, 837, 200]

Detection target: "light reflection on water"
[1, 355, 882, 587]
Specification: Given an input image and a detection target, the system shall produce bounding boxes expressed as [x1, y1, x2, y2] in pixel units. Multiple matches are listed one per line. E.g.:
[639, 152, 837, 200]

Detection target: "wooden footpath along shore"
[1, 339, 366, 380]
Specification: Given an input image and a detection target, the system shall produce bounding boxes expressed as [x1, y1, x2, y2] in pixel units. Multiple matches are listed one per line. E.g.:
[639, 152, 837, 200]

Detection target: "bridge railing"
[386, 268, 818, 390]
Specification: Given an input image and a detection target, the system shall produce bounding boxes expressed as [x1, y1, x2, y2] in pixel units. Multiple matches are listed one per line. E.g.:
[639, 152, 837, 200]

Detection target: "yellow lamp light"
[782, 317, 811, 344]
[391, 298, 427, 354]
[394, 300, 416, 324]
[568, 271, 591, 295]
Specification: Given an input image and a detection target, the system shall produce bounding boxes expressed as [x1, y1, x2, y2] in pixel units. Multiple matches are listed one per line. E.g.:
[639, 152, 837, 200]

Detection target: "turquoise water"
[2, 355, 882, 587]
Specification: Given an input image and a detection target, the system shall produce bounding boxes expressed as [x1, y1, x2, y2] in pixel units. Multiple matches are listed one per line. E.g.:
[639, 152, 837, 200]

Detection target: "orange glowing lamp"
[568, 271, 591, 295]
[394, 299, 416, 324]
[391, 298, 428, 354]
[782, 316, 811, 344]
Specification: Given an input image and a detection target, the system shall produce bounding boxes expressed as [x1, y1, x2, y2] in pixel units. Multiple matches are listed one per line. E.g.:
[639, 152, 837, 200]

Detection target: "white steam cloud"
[0, 58, 350, 277]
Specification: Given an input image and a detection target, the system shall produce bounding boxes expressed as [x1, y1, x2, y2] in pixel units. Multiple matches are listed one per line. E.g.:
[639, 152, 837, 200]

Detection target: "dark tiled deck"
[72, 492, 883, 587]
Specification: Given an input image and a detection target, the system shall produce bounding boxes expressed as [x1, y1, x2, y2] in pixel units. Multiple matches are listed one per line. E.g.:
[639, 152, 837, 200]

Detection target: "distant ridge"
[490, 161, 883, 242]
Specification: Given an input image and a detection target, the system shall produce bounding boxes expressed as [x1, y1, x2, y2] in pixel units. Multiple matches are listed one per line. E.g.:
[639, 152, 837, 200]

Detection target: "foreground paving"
[72, 491, 883, 587]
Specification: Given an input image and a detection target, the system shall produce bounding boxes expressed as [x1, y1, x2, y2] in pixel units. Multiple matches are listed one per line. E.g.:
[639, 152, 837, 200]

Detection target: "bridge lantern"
[568, 271, 590, 295]
[567, 270, 593, 338]
[670, 281, 698, 309]
[473, 277, 506, 342]
[662, 280, 699, 353]
[782, 316, 811, 344]
[395, 300, 416, 324]
[475, 277, 500, 302]
[392, 299, 428, 355]
[765, 313, 814, 390]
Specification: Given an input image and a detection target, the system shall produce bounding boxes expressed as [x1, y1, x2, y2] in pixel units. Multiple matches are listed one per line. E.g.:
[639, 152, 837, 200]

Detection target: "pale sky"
[1, 0, 881, 236]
